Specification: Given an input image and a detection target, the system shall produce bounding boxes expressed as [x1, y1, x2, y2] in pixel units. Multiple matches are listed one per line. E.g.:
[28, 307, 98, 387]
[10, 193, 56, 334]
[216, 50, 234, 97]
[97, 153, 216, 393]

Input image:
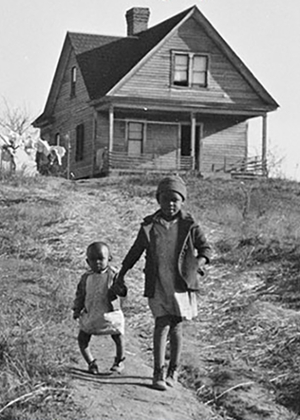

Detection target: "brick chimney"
[126, 7, 150, 36]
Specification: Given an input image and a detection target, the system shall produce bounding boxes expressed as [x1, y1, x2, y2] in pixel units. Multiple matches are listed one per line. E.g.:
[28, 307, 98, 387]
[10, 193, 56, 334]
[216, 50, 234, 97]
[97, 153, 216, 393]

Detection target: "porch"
[106, 150, 193, 173]
[99, 151, 266, 179]
[93, 101, 270, 179]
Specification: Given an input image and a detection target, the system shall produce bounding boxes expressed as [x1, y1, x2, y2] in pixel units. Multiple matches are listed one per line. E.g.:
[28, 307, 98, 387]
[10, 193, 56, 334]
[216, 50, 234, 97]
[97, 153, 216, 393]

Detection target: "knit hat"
[156, 176, 187, 201]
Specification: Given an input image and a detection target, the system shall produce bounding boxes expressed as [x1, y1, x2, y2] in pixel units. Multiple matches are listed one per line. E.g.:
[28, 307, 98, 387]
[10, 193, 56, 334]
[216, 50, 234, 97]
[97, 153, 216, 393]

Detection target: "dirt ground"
[2, 176, 300, 420]
[63, 178, 217, 420]
[68, 331, 219, 420]
[57, 178, 300, 420]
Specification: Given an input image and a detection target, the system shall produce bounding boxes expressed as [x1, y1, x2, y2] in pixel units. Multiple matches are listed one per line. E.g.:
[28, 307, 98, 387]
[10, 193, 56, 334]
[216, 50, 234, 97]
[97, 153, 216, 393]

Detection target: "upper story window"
[172, 52, 208, 88]
[70, 66, 77, 97]
[75, 123, 84, 161]
[127, 122, 144, 156]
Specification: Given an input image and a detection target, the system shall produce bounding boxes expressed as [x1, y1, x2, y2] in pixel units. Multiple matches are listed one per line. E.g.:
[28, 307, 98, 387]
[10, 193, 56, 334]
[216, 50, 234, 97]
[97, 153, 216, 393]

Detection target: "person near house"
[115, 176, 211, 390]
[73, 241, 127, 374]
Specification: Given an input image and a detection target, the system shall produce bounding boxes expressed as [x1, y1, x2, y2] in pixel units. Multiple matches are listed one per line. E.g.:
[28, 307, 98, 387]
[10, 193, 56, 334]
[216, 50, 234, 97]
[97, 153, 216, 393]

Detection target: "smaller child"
[73, 241, 127, 374]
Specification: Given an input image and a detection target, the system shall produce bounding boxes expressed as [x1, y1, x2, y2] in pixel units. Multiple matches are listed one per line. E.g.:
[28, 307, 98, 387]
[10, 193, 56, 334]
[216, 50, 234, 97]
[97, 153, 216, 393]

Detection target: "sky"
[1, 0, 299, 179]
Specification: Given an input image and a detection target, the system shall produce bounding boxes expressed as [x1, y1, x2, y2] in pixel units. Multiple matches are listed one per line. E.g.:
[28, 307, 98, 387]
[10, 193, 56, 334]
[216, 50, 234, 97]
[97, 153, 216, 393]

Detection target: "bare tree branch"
[0, 97, 33, 135]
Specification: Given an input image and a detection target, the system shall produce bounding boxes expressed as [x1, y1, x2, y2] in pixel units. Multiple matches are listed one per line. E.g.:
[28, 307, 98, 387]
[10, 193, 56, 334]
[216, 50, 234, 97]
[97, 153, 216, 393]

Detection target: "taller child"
[117, 176, 211, 390]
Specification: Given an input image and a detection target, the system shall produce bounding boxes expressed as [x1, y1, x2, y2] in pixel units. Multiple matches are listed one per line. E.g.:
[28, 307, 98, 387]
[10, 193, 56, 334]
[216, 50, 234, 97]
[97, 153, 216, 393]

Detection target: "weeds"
[0, 255, 75, 418]
[1, 174, 300, 418]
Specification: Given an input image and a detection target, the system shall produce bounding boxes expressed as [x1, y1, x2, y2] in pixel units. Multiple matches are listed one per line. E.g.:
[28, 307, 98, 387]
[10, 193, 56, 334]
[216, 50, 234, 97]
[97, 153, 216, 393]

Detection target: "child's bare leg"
[152, 315, 170, 390]
[153, 315, 170, 369]
[111, 334, 124, 361]
[110, 334, 125, 372]
[78, 330, 94, 364]
[165, 317, 182, 387]
[169, 317, 183, 368]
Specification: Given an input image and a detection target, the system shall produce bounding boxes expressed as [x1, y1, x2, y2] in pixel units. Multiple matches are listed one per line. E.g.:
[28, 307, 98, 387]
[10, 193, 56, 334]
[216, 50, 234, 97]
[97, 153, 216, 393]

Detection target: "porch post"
[198, 123, 203, 173]
[91, 110, 97, 178]
[190, 112, 196, 170]
[65, 133, 71, 180]
[262, 114, 267, 176]
[177, 124, 181, 169]
[109, 106, 114, 153]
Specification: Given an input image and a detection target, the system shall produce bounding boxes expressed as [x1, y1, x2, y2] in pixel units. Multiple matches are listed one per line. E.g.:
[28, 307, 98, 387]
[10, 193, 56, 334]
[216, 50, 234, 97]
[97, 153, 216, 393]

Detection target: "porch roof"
[93, 96, 274, 118]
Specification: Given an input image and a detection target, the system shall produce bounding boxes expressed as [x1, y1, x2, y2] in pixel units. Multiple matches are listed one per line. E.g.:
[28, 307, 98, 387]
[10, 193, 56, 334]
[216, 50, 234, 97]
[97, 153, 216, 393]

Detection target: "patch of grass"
[2, 174, 300, 418]
[0, 256, 77, 419]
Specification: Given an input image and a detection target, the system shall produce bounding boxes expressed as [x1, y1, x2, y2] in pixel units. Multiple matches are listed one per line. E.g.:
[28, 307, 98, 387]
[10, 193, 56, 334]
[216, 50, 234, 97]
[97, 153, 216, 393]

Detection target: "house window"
[173, 54, 189, 86]
[127, 122, 143, 156]
[75, 124, 84, 161]
[172, 52, 208, 88]
[55, 132, 60, 146]
[71, 66, 77, 97]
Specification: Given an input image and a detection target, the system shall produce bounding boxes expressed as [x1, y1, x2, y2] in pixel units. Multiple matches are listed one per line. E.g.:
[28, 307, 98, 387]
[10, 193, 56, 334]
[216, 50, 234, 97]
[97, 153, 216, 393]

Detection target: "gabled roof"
[33, 32, 122, 126]
[34, 5, 278, 126]
[76, 7, 193, 100]
[68, 32, 121, 55]
[190, 7, 279, 109]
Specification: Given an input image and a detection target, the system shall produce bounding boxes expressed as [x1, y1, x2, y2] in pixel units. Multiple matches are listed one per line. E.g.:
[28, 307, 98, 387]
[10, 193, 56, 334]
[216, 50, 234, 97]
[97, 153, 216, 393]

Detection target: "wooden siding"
[115, 17, 263, 108]
[201, 119, 247, 172]
[113, 120, 126, 153]
[146, 123, 178, 155]
[96, 113, 109, 150]
[108, 119, 179, 156]
[108, 151, 182, 172]
[95, 110, 247, 176]
[41, 50, 94, 179]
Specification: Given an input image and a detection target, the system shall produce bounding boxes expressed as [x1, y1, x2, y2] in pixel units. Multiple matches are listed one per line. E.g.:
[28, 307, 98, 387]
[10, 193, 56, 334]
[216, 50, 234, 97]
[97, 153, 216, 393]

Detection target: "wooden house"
[33, 5, 279, 179]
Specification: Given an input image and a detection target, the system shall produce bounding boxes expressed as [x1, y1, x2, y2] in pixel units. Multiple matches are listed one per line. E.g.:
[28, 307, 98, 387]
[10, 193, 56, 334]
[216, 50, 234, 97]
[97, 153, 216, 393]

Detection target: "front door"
[180, 125, 202, 171]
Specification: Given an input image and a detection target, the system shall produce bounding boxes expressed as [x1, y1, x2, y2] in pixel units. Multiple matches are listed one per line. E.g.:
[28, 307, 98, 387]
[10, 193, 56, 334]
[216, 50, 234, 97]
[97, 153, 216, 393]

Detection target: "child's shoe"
[152, 366, 167, 391]
[110, 357, 125, 373]
[166, 365, 178, 387]
[88, 359, 99, 375]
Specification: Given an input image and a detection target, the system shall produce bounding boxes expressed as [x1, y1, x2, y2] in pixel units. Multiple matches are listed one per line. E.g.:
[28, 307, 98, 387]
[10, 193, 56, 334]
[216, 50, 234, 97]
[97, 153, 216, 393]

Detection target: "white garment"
[79, 272, 124, 335]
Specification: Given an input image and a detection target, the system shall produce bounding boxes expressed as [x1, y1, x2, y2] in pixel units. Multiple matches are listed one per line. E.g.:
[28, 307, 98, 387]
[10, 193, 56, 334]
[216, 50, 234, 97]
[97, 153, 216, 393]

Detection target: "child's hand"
[107, 287, 117, 302]
[111, 274, 127, 297]
[111, 282, 128, 298]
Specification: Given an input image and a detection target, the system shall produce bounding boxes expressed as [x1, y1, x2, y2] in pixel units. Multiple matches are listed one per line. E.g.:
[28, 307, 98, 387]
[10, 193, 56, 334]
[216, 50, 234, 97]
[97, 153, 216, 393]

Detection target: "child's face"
[87, 245, 110, 273]
[158, 190, 184, 219]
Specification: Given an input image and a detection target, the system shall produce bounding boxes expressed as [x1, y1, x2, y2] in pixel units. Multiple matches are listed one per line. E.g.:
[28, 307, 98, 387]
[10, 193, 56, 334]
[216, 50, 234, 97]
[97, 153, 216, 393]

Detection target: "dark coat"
[121, 210, 211, 297]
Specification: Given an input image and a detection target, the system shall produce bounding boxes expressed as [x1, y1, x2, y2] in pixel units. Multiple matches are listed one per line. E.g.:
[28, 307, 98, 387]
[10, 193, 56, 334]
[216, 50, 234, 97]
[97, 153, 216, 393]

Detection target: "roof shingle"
[68, 32, 121, 55]
[76, 7, 193, 100]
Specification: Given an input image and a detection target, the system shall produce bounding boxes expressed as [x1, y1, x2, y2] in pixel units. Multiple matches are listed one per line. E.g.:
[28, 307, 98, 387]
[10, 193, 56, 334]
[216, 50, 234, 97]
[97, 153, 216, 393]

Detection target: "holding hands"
[109, 273, 127, 298]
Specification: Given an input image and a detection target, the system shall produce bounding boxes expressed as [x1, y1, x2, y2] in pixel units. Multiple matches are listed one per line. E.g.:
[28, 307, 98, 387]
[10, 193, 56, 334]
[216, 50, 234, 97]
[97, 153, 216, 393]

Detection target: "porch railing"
[107, 151, 193, 172]
[214, 155, 267, 178]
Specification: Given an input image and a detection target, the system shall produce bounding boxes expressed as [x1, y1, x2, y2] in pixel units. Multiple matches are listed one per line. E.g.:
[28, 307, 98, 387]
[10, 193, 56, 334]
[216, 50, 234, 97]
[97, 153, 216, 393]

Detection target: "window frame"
[75, 123, 84, 162]
[126, 121, 145, 156]
[70, 66, 77, 97]
[171, 51, 209, 88]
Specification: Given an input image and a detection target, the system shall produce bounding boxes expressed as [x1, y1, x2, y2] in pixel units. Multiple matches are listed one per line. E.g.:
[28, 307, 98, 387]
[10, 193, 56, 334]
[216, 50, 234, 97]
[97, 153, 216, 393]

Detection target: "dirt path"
[2, 177, 300, 419]
[68, 329, 218, 420]
[60, 179, 217, 419]
[55, 178, 297, 420]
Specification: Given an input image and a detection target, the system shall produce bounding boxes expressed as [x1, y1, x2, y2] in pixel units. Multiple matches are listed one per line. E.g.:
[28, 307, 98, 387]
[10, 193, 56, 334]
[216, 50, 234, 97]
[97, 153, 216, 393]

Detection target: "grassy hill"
[1, 174, 300, 419]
